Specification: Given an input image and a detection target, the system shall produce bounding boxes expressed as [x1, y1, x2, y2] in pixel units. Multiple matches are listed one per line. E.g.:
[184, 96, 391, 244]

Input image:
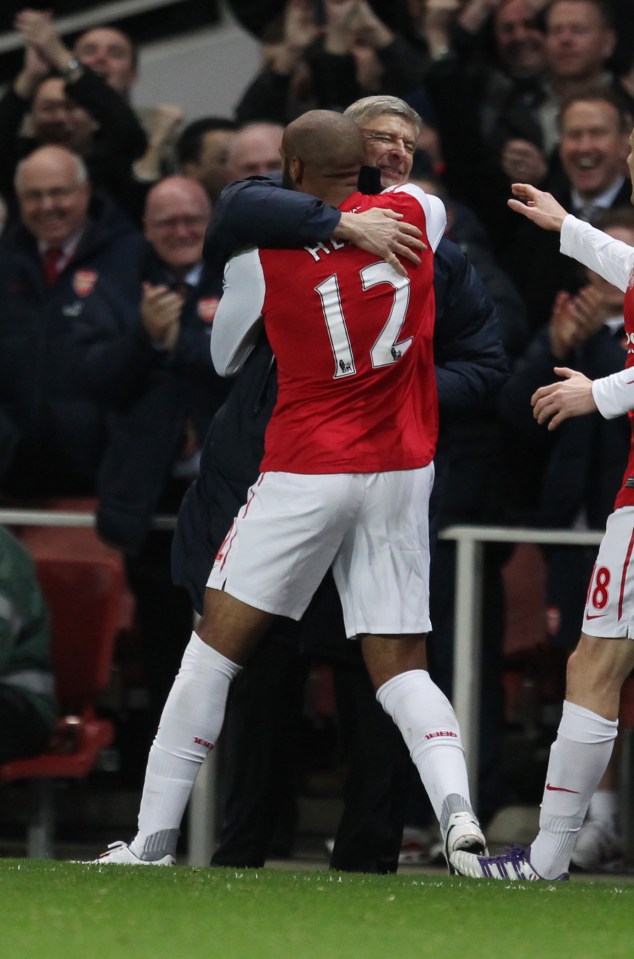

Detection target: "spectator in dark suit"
[0, 145, 144, 500]
[503, 87, 632, 328]
[0, 10, 147, 222]
[71, 176, 230, 741]
[71, 24, 185, 203]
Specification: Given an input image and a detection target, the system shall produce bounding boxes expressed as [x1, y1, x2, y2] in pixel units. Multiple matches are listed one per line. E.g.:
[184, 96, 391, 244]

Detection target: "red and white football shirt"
[609, 279, 634, 510]
[561, 215, 634, 509]
[211, 184, 445, 474]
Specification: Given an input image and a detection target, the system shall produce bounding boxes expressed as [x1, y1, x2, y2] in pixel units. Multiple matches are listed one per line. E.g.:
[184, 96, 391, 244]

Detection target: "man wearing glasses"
[0, 144, 143, 500]
[71, 175, 232, 742]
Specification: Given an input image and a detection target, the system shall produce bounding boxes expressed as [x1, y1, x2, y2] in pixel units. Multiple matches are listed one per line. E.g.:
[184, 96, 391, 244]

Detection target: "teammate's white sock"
[586, 788, 618, 824]
[376, 669, 474, 832]
[530, 700, 617, 879]
[130, 632, 241, 860]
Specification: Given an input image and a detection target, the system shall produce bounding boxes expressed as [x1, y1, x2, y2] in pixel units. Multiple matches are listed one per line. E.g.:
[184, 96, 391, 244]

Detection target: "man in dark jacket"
[71, 175, 231, 740]
[0, 144, 144, 499]
[173, 234, 509, 871]
[503, 88, 633, 329]
[172, 97, 509, 872]
[0, 9, 147, 222]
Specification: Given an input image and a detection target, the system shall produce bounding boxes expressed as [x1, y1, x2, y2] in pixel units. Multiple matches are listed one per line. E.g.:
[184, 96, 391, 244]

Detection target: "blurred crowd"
[1, 1, 633, 871]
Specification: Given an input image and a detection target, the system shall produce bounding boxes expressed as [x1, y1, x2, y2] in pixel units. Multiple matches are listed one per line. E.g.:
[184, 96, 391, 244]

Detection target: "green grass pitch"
[1, 859, 632, 959]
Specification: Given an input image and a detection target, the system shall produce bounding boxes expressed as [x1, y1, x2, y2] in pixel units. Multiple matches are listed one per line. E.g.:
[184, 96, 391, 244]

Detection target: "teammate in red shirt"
[450, 131, 634, 881]
[91, 110, 486, 868]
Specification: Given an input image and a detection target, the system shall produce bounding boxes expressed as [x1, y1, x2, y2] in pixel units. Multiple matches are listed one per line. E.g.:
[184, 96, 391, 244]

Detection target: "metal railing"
[438, 524, 603, 796]
[0, 507, 175, 530]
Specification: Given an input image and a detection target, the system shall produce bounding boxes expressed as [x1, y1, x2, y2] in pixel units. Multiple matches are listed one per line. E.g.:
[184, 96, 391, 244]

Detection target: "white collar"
[571, 176, 626, 212]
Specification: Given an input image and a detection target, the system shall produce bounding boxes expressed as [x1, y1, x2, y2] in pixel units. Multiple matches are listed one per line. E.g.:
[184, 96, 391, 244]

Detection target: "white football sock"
[131, 632, 241, 859]
[587, 788, 618, 824]
[376, 669, 474, 832]
[530, 700, 617, 879]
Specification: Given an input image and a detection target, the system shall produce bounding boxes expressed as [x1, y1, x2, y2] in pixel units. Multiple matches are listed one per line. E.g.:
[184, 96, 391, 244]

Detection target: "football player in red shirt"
[92, 110, 486, 868]
[451, 137, 634, 881]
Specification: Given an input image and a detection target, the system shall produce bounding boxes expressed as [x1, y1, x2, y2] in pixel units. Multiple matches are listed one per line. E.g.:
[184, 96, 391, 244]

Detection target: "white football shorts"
[207, 465, 434, 638]
[582, 506, 634, 639]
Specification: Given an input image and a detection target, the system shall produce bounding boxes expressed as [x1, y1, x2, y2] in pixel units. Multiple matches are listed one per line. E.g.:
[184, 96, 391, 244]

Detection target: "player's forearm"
[561, 216, 634, 292]
[215, 177, 341, 251]
[593, 368, 634, 420]
[210, 250, 265, 377]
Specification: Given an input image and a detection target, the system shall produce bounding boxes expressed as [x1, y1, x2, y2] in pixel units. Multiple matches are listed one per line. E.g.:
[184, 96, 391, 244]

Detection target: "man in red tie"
[0, 144, 144, 498]
[15, 145, 92, 284]
[42, 245, 62, 285]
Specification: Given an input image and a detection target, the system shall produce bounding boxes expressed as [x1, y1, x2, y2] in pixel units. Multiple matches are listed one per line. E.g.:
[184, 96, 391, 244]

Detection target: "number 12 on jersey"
[316, 262, 413, 379]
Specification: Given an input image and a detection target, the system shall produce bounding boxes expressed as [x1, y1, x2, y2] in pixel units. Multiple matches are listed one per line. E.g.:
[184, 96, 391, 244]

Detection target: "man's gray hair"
[344, 96, 422, 137]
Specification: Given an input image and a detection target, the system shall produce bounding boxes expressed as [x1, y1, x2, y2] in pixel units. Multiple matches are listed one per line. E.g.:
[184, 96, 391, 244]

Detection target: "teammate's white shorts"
[207, 465, 434, 638]
[582, 506, 634, 639]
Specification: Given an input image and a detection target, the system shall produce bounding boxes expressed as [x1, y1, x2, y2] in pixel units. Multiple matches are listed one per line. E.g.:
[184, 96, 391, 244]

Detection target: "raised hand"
[141, 283, 183, 351]
[342, 0, 393, 48]
[284, 0, 322, 53]
[324, 0, 362, 53]
[531, 367, 597, 429]
[501, 139, 547, 186]
[13, 10, 51, 99]
[548, 291, 584, 360]
[423, 0, 462, 37]
[507, 183, 569, 232]
[548, 285, 605, 360]
[570, 285, 609, 341]
[14, 9, 70, 73]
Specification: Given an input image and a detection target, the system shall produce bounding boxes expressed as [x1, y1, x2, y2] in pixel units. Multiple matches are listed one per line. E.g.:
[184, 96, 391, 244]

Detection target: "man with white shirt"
[505, 87, 632, 328]
[450, 133, 634, 881]
[92, 109, 487, 868]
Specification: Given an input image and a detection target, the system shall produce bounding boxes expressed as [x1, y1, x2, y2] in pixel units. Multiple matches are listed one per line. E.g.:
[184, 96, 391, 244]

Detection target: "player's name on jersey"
[303, 239, 346, 261]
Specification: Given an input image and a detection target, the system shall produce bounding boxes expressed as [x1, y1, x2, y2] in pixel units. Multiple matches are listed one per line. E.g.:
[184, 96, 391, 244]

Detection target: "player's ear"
[290, 155, 304, 185]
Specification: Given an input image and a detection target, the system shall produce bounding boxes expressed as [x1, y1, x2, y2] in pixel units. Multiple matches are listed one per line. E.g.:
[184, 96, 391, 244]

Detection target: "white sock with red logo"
[130, 632, 241, 860]
[530, 700, 617, 879]
[376, 669, 473, 829]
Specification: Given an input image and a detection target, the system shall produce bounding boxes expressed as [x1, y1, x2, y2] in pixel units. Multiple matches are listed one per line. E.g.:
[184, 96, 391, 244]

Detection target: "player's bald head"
[281, 111, 365, 202]
[283, 110, 364, 168]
